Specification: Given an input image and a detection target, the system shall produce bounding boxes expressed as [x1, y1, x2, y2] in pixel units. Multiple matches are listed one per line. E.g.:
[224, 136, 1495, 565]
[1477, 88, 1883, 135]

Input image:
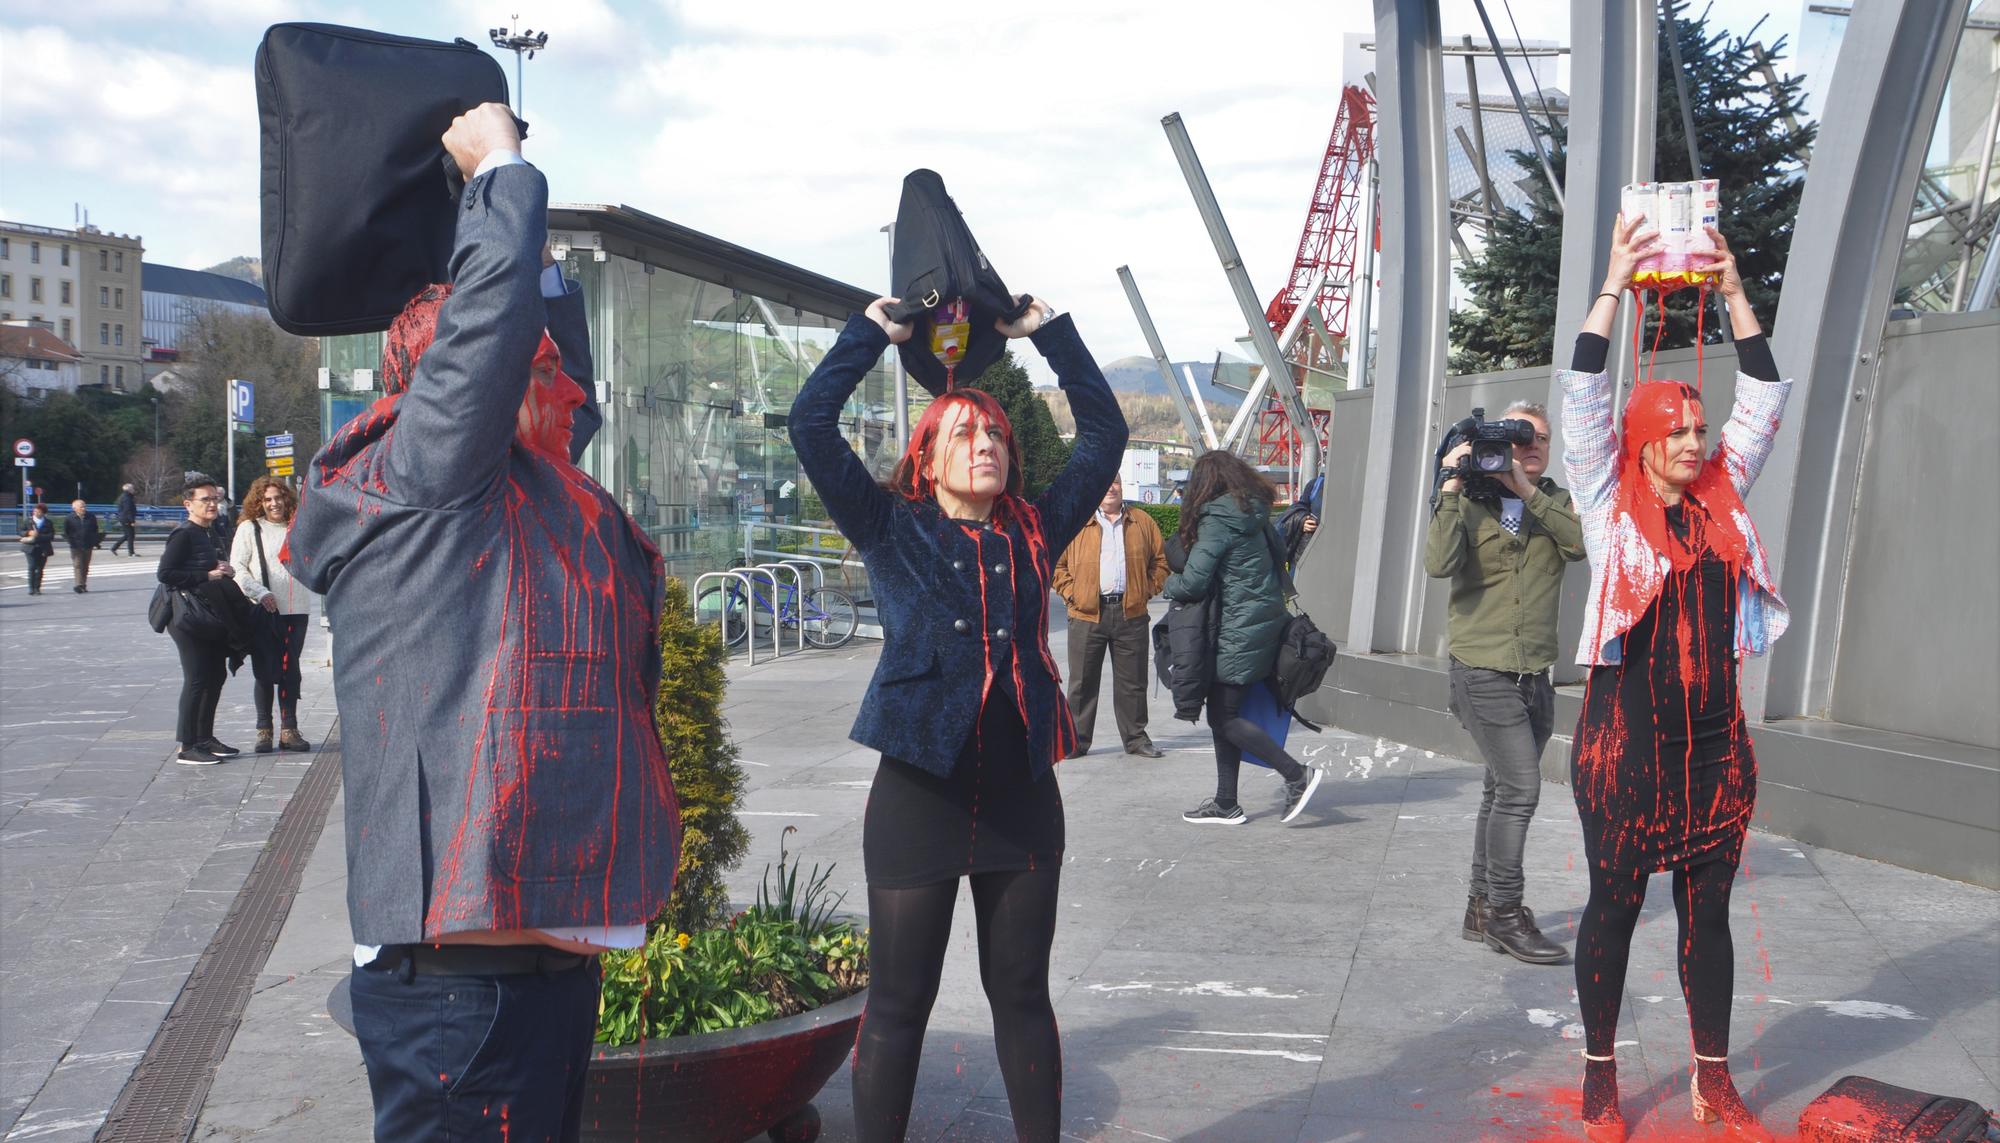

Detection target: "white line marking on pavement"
[1085, 981, 1305, 999]
[1152, 1045, 1324, 1063]
[1164, 1029, 1328, 1041]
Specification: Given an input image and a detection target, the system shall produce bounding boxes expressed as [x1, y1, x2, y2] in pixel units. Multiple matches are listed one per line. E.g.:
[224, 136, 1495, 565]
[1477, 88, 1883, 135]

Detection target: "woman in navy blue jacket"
[791, 294, 1126, 1142]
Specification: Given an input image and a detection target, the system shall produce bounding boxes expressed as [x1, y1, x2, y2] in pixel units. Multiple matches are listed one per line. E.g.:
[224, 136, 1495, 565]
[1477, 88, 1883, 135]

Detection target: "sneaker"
[1182, 798, 1246, 825]
[176, 747, 221, 766]
[1281, 768, 1324, 823]
[199, 737, 241, 757]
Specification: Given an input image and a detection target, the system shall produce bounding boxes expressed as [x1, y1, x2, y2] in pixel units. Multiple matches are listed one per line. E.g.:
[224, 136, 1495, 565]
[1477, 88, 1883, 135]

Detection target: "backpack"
[882, 170, 1035, 396]
[257, 23, 514, 336]
[1270, 611, 1337, 730]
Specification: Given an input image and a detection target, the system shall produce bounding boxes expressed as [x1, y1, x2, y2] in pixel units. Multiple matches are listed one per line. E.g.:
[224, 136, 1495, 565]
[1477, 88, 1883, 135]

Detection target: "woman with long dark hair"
[230, 475, 314, 753]
[790, 293, 1126, 1142]
[1165, 450, 1322, 825]
[1561, 214, 1789, 1142]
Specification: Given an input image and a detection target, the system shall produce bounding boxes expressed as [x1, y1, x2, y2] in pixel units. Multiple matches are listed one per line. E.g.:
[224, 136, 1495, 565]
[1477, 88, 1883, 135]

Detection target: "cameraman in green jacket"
[1424, 401, 1585, 964]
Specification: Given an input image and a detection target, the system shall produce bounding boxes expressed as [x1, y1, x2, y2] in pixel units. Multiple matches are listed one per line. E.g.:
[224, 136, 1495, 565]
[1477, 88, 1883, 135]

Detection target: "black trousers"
[1064, 596, 1150, 751]
[23, 550, 48, 593]
[169, 627, 228, 747]
[113, 523, 137, 555]
[351, 954, 601, 1142]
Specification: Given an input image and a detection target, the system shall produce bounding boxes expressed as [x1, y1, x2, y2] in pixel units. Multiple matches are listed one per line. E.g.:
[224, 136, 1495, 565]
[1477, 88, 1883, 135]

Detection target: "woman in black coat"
[790, 294, 1126, 1142]
[1163, 451, 1322, 825]
[156, 475, 253, 766]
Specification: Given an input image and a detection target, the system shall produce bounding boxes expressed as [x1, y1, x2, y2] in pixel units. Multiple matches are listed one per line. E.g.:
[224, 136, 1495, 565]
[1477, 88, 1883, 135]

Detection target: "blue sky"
[1, 0, 1824, 380]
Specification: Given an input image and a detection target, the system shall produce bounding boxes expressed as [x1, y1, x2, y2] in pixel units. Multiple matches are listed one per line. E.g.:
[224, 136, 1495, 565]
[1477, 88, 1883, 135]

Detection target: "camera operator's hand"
[1440, 441, 1472, 493]
[1503, 459, 1540, 501]
[1600, 211, 1662, 298]
[865, 297, 915, 345]
[442, 102, 522, 185]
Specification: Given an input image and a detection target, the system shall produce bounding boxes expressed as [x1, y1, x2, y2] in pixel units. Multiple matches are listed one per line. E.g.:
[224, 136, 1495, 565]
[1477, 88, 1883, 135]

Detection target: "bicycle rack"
[779, 559, 825, 593]
[754, 563, 807, 655]
[692, 570, 759, 665]
[735, 565, 785, 660]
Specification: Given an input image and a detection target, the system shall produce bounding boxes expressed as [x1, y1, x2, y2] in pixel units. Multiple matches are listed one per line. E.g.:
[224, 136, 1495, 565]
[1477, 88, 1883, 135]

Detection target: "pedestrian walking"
[1424, 400, 1585, 965]
[113, 484, 139, 555]
[1561, 215, 1788, 1142]
[1166, 451, 1323, 826]
[17, 502, 53, 595]
[791, 289, 1127, 1143]
[63, 499, 103, 593]
[158, 475, 256, 765]
[285, 105, 675, 1142]
[230, 476, 314, 754]
[1052, 475, 1169, 758]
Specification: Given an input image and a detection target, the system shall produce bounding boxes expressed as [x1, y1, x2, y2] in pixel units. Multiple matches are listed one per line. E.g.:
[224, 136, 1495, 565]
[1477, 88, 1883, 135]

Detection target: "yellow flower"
[676, 932, 691, 949]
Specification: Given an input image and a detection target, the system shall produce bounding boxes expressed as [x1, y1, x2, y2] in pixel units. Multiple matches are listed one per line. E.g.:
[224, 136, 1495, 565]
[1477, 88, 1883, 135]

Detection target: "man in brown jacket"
[1053, 476, 1170, 758]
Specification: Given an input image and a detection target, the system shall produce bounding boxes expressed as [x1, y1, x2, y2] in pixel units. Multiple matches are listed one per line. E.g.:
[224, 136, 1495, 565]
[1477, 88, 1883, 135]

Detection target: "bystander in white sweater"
[229, 517, 316, 618]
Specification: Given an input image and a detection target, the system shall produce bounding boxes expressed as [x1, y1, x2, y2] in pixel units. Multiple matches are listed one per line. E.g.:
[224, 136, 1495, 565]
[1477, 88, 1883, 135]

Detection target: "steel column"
[1748, 0, 1966, 723]
[1344, 0, 1450, 653]
[1118, 265, 1209, 453]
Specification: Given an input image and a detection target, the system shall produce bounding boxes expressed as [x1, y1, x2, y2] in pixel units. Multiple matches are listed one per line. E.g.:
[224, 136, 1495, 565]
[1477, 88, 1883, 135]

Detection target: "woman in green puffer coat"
[1162, 451, 1323, 825]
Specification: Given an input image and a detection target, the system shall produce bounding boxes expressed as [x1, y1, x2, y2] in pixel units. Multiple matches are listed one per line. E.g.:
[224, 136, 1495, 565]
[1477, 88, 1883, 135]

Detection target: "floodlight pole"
[489, 17, 550, 119]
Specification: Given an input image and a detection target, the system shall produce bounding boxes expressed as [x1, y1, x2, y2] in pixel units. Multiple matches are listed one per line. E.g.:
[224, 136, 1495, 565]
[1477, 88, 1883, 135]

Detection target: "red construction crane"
[1257, 84, 1378, 495]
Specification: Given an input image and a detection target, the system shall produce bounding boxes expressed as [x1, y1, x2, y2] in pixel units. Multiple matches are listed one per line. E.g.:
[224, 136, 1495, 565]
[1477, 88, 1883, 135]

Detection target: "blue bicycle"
[695, 576, 859, 649]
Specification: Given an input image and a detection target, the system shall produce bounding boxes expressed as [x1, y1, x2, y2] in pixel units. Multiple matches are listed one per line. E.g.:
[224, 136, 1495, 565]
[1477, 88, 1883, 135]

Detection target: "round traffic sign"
[12, 439, 32, 458]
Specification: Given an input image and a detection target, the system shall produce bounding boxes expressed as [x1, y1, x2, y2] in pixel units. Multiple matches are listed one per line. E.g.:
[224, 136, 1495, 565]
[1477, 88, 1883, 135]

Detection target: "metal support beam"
[1181, 365, 1221, 449]
[1950, 78, 2000, 310]
[1161, 112, 1321, 487]
[1344, 0, 1450, 653]
[1460, 35, 1500, 217]
[1350, 157, 1380, 389]
[1117, 265, 1208, 453]
[1749, 0, 1966, 723]
[1547, 0, 1654, 684]
[1469, 0, 1564, 212]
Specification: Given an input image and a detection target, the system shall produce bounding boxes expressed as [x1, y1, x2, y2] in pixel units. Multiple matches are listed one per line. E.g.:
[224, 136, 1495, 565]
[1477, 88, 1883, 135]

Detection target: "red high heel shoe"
[1581, 1051, 1627, 1142]
[1691, 1053, 1776, 1142]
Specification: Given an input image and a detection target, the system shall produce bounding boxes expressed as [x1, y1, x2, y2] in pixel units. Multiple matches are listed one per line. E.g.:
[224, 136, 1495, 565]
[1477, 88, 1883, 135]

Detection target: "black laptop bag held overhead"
[256, 23, 512, 336]
[882, 169, 1035, 396]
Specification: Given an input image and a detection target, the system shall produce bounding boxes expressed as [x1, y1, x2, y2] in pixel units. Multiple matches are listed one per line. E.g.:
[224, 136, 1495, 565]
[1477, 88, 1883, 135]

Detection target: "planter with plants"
[580, 578, 869, 1143]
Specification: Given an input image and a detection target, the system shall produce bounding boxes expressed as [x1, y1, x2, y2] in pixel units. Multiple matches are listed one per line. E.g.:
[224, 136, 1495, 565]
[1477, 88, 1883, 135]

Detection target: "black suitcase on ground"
[256, 23, 512, 336]
[882, 170, 1034, 396]
[1798, 1075, 1994, 1141]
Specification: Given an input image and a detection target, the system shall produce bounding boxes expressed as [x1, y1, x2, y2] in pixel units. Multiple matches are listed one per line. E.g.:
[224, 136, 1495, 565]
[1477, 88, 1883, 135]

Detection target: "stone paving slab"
[0, 554, 336, 1142]
[181, 600, 2000, 1142]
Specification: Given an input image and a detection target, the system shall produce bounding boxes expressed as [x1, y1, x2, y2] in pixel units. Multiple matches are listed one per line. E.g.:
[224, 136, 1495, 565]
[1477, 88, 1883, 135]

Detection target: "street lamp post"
[488, 17, 550, 119]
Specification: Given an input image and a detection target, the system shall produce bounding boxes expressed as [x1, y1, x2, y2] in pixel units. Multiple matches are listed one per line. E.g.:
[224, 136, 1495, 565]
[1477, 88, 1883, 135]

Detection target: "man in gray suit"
[287, 103, 680, 1140]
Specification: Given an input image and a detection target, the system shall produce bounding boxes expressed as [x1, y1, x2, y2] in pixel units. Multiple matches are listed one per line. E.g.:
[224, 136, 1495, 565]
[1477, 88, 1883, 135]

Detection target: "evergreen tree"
[654, 576, 750, 935]
[964, 349, 1073, 498]
[1450, 1, 1816, 372]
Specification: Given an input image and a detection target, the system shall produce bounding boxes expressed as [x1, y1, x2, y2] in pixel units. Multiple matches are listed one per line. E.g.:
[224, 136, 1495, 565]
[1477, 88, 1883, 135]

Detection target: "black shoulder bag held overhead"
[883, 169, 1035, 396]
[256, 23, 519, 336]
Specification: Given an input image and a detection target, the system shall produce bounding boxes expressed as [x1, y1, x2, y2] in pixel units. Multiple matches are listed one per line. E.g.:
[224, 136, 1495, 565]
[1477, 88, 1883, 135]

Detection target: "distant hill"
[203, 256, 263, 285]
[1096, 355, 1246, 406]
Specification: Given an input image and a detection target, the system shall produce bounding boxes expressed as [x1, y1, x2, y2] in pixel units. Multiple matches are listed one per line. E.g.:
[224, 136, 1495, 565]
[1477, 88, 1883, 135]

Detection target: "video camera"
[1433, 407, 1536, 503]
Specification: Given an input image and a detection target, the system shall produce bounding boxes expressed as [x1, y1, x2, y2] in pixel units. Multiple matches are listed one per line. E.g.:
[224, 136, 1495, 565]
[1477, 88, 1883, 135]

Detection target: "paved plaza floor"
[2, 558, 1995, 1142]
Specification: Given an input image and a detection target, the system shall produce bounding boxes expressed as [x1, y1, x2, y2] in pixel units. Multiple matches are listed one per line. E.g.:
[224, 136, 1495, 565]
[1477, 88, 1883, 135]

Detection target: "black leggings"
[1208, 680, 1305, 803]
[853, 866, 1062, 1142]
[1575, 858, 1738, 1058]
[169, 628, 228, 747]
[254, 614, 309, 729]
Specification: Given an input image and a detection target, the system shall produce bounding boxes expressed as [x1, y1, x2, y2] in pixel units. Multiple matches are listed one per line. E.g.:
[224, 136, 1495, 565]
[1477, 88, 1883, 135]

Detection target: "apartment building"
[0, 223, 83, 352]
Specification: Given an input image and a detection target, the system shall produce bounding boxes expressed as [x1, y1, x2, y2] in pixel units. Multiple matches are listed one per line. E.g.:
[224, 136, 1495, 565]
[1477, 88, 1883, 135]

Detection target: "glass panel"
[1891, 1, 2000, 316]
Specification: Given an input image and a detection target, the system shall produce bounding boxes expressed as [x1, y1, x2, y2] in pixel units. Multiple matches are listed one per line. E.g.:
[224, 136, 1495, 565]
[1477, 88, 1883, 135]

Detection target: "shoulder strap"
[1263, 522, 1297, 599]
[252, 519, 273, 591]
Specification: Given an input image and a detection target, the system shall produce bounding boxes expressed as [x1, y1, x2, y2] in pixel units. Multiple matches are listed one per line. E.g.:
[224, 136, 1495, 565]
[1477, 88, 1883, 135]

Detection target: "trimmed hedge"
[1134, 503, 1179, 538]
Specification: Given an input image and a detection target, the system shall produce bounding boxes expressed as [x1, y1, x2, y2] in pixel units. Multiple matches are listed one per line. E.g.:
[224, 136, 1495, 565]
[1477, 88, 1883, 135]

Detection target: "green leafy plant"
[596, 836, 869, 1046]
[1135, 503, 1179, 539]
[655, 577, 750, 935]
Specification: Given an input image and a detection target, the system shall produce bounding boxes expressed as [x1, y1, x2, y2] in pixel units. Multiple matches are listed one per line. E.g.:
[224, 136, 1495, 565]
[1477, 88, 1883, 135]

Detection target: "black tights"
[1575, 858, 1738, 1058]
[853, 866, 1062, 1142]
[1208, 681, 1304, 804]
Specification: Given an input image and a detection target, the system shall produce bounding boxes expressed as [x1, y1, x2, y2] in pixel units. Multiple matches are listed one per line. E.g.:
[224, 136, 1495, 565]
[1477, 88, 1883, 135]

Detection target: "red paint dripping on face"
[382, 282, 583, 459]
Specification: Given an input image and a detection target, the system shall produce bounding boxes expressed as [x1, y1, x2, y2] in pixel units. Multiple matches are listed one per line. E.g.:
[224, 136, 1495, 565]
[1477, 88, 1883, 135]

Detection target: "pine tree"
[1450, 1, 1816, 371]
[964, 349, 1073, 498]
[653, 576, 750, 935]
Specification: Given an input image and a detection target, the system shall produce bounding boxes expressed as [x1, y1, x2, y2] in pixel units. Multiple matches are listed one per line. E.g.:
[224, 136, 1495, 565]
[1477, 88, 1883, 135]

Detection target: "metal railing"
[752, 563, 806, 655]
[691, 570, 759, 665]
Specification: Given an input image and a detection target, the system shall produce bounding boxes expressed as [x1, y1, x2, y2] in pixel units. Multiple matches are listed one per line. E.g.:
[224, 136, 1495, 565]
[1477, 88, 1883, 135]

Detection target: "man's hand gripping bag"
[883, 169, 1035, 395]
[256, 23, 513, 336]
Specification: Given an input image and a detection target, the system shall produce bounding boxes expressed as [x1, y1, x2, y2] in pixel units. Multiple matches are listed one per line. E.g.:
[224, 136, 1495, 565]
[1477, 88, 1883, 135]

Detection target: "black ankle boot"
[1461, 894, 1485, 942]
[1483, 903, 1567, 963]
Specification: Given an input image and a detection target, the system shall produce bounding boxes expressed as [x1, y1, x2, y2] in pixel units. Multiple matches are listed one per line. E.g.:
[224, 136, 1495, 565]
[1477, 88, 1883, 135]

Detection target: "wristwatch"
[1035, 302, 1060, 330]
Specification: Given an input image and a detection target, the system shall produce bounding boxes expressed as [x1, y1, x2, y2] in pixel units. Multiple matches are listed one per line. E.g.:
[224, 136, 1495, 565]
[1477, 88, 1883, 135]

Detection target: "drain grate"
[96, 726, 344, 1143]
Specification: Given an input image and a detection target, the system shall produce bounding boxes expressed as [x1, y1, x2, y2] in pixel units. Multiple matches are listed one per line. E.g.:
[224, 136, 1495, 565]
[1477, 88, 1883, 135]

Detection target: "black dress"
[1571, 503, 1755, 876]
[864, 683, 1066, 889]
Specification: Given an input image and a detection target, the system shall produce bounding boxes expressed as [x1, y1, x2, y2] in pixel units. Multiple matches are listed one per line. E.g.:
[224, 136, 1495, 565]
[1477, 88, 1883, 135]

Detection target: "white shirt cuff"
[472, 149, 527, 180]
[540, 263, 565, 298]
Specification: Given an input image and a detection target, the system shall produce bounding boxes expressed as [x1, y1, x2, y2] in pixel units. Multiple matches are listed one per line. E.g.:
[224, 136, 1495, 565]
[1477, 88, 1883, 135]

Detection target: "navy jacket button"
[994, 627, 1009, 639]
[992, 562, 1005, 574]
[954, 618, 970, 633]
[952, 560, 964, 571]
